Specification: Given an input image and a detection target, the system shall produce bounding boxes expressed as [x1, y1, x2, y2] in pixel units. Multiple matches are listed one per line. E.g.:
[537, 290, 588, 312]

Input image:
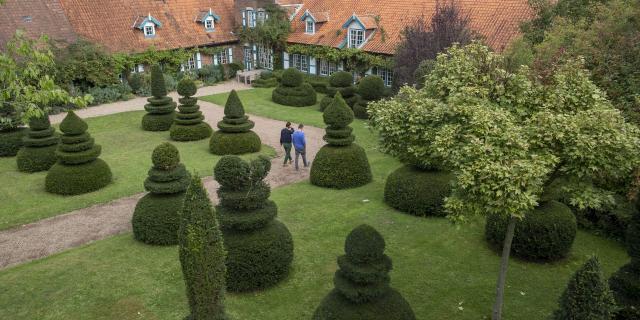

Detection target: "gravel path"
[0, 82, 325, 270]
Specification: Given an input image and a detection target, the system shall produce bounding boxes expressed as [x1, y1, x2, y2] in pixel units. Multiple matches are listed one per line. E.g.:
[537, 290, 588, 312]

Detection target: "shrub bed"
[320, 71, 358, 111]
[141, 65, 176, 131]
[384, 165, 452, 217]
[170, 78, 212, 141]
[209, 90, 261, 155]
[16, 115, 59, 172]
[271, 68, 317, 107]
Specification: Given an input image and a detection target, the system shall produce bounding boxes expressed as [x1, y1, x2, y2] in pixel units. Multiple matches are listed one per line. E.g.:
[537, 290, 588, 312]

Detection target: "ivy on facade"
[286, 44, 393, 71]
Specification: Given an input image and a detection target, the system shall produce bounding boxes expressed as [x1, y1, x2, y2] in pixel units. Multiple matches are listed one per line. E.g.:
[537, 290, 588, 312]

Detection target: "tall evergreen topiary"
[272, 68, 317, 107]
[170, 78, 212, 141]
[178, 175, 228, 320]
[131, 143, 190, 245]
[209, 90, 261, 155]
[16, 114, 59, 172]
[353, 75, 385, 119]
[319, 71, 358, 111]
[213, 155, 293, 292]
[609, 199, 640, 319]
[554, 256, 617, 320]
[45, 111, 112, 195]
[310, 92, 372, 189]
[313, 224, 416, 320]
[141, 64, 176, 131]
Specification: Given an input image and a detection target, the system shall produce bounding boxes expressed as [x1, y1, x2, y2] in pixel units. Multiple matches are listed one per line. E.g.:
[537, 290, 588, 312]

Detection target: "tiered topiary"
[319, 71, 358, 111]
[271, 68, 317, 107]
[313, 224, 416, 320]
[214, 155, 293, 292]
[141, 64, 176, 131]
[353, 75, 385, 119]
[384, 165, 452, 217]
[45, 111, 112, 195]
[609, 199, 640, 319]
[252, 70, 279, 88]
[209, 90, 261, 155]
[131, 143, 190, 245]
[170, 78, 212, 141]
[16, 114, 59, 172]
[485, 200, 577, 261]
[311, 92, 372, 189]
[0, 103, 27, 157]
[553, 256, 617, 319]
[178, 175, 228, 320]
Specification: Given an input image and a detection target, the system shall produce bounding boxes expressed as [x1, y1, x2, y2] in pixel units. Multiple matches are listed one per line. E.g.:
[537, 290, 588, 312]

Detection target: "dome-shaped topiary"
[213, 155, 293, 292]
[45, 111, 112, 195]
[177, 77, 198, 97]
[313, 224, 416, 320]
[142, 64, 176, 131]
[353, 75, 385, 119]
[132, 142, 190, 245]
[272, 68, 317, 107]
[485, 200, 577, 261]
[16, 114, 59, 172]
[209, 90, 261, 155]
[330, 71, 354, 88]
[609, 199, 640, 319]
[384, 165, 453, 217]
[320, 72, 358, 112]
[170, 78, 212, 141]
[311, 93, 372, 189]
[281, 68, 303, 87]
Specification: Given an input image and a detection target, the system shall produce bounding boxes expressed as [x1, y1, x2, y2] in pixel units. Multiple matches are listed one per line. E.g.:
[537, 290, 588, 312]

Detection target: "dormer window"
[342, 14, 377, 49]
[306, 19, 315, 34]
[205, 18, 214, 30]
[349, 28, 364, 48]
[196, 9, 219, 32]
[301, 10, 327, 35]
[144, 24, 155, 37]
[134, 13, 162, 38]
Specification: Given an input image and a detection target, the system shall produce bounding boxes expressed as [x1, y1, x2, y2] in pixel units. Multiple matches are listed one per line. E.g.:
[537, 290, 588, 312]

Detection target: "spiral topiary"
[609, 199, 640, 319]
[141, 64, 176, 131]
[272, 68, 317, 107]
[311, 92, 372, 189]
[353, 75, 385, 119]
[131, 142, 191, 245]
[384, 165, 452, 217]
[485, 200, 577, 261]
[209, 90, 261, 155]
[313, 224, 416, 320]
[16, 114, 59, 172]
[214, 155, 293, 292]
[319, 71, 358, 111]
[45, 111, 112, 195]
[169, 78, 212, 141]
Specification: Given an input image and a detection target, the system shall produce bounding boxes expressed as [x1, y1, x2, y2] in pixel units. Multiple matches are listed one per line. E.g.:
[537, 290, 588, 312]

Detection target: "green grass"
[0, 110, 275, 230]
[0, 89, 630, 319]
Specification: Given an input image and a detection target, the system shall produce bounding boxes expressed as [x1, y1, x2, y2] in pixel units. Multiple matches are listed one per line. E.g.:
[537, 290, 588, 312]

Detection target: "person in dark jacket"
[280, 122, 294, 166]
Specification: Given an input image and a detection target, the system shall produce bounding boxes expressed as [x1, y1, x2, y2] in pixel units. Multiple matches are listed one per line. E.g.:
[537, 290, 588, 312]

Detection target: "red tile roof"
[288, 0, 535, 55]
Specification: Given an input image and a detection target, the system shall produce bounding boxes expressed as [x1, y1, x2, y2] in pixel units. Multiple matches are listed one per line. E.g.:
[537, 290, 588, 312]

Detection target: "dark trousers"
[282, 143, 292, 164]
[295, 147, 308, 170]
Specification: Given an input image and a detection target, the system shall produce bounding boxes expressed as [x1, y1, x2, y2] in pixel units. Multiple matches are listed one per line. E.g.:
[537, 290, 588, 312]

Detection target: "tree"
[178, 175, 228, 320]
[237, 4, 290, 69]
[392, 0, 475, 90]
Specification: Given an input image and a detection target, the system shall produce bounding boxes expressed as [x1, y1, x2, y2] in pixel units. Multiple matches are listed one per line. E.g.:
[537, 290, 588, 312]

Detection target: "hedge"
[16, 115, 59, 172]
[141, 64, 176, 131]
[170, 78, 212, 141]
[485, 200, 577, 261]
[320, 71, 358, 111]
[352, 75, 385, 119]
[272, 68, 317, 107]
[0, 127, 28, 157]
[384, 165, 452, 217]
[609, 199, 640, 319]
[210, 90, 261, 155]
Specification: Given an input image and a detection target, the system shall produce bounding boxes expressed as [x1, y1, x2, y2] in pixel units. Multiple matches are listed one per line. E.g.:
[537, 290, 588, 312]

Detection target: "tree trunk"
[492, 215, 517, 320]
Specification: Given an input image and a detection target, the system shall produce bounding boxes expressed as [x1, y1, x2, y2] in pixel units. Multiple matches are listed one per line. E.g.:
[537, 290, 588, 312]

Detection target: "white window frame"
[257, 10, 266, 24]
[377, 67, 393, 87]
[258, 45, 273, 70]
[186, 55, 197, 70]
[348, 28, 364, 48]
[292, 54, 308, 73]
[144, 23, 155, 37]
[247, 9, 256, 28]
[319, 59, 337, 76]
[205, 18, 214, 31]
[217, 50, 229, 65]
[305, 19, 315, 34]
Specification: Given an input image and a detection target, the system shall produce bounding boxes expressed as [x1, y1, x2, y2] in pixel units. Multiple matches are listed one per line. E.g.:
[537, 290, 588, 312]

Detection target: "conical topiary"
[313, 224, 416, 320]
[213, 155, 293, 292]
[609, 199, 640, 319]
[272, 68, 317, 107]
[141, 64, 176, 131]
[45, 111, 112, 195]
[169, 78, 212, 141]
[310, 92, 372, 189]
[319, 71, 358, 111]
[178, 175, 228, 320]
[209, 90, 261, 155]
[16, 114, 59, 172]
[554, 256, 617, 319]
[131, 142, 191, 245]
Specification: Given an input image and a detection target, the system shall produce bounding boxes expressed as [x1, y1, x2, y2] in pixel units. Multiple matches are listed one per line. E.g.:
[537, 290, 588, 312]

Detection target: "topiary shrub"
[252, 71, 279, 88]
[131, 143, 191, 245]
[141, 64, 176, 131]
[169, 78, 212, 141]
[609, 199, 640, 320]
[313, 224, 416, 320]
[485, 200, 577, 261]
[272, 68, 317, 107]
[0, 127, 28, 157]
[128, 73, 143, 94]
[553, 256, 617, 320]
[320, 71, 358, 111]
[311, 93, 372, 189]
[214, 155, 293, 292]
[353, 75, 385, 119]
[178, 175, 228, 320]
[45, 111, 112, 195]
[16, 114, 59, 172]
[384, 165, 452, 217]
[209, 90, 261, 155]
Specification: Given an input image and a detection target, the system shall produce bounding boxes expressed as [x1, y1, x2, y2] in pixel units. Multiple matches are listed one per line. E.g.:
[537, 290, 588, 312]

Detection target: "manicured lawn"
[0, 110, 275, 230]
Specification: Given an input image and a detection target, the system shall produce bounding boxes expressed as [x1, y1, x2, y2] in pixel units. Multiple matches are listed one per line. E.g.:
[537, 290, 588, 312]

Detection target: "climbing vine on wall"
[286, 44, 393, 71]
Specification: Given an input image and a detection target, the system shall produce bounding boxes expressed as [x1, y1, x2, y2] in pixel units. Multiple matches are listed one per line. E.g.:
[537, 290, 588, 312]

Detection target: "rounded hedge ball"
[485, 200, 577, 261]
[384, 165, 452, 217]
[0, 128, 28, 157]
[310, 144, 372, 189]
[45, 159, 112, 195]
[281, 68, 303, 87]
[132, 193, 185, 245]
[313, 288, 416, 320]
[16, 144, 58, 172]
[152, 142, 180, 169]
[141, 112, 176, 131]
[209, 131, 261, 155]
[223, 220, 294, 292]
[177, 78, 197, 97]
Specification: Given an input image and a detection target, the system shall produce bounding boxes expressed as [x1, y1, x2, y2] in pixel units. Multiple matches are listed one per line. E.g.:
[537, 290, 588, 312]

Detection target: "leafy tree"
[53, 39, 125, 91]
[237, 4, 290, 69]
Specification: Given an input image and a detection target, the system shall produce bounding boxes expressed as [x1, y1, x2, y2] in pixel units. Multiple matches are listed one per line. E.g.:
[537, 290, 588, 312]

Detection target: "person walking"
[292, 124, 309, 171]
[280, 122, 294, 166]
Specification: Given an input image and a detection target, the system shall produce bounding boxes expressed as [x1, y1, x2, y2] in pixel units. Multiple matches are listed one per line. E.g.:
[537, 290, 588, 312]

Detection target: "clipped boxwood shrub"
[485, 200, 577, 261]
[141, 64, 176, 131]
[609, 200, 640, 319]
[170, 78, 212, 141]
[353, 75, 385, 119]
[209, 90, 261, 155]
[320, 71, 357, 111]
[0, 127, 28, 157]
[384, 165, 452, 217]
[272, 68, 317, 107]
[16, 115, 59, 172]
